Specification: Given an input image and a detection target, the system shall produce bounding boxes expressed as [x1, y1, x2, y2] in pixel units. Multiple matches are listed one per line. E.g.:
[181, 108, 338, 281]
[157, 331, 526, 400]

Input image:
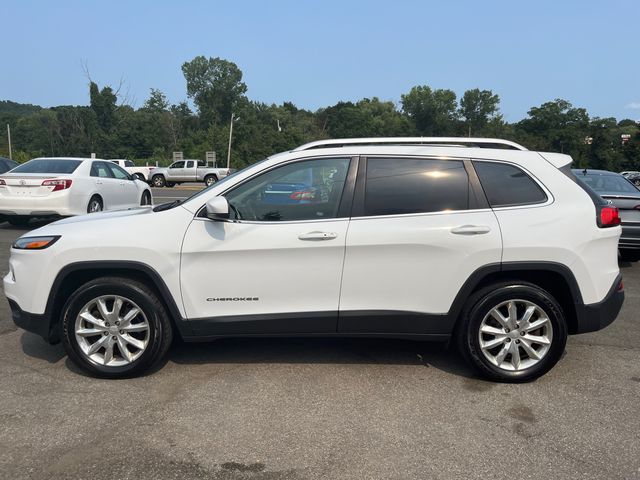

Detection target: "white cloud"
[625, 102, 640, 109]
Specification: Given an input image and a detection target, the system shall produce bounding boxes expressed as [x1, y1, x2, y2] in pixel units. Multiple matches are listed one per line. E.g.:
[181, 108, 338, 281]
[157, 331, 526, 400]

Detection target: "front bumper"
[574, 273, 624, 334]
[8, 299, 59, 344]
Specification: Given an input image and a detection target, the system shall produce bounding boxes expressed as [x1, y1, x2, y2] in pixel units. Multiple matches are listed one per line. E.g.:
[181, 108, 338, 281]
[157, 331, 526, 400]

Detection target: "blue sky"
[2, 0, 638, 122]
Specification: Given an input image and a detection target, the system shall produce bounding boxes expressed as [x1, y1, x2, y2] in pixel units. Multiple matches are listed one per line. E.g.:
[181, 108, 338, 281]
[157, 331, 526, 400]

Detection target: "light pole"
[226, 113, 240, 169]
[6, 124, 12, 160]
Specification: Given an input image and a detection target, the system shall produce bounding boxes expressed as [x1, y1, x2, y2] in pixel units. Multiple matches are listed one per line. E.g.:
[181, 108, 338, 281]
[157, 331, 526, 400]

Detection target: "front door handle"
[451, 225, 491, 235]
[298, 231, 338, 241]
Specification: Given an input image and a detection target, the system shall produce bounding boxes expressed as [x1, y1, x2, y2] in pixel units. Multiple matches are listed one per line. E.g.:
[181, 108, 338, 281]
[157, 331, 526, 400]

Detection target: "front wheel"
[140, 190, 152, 206]
[61, 277, 173, 378]
[457, 282, 567, 383]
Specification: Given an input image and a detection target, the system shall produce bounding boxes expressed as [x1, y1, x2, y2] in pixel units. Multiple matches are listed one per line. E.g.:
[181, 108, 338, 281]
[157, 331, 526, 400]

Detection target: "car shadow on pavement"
[0, 218, 59, 231]
[20, 331, 65, 363]
[18, 333, 478, 379]
[167, 337, 477, 379]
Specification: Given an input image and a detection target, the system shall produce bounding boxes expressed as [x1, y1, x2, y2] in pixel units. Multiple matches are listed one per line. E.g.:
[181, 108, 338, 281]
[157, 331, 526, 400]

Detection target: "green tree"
[459, 89, 501, 136]
[400, 86, 458, 136]
[89, 82, 117, 131]
[142, 88, 169, 113]
[181, 56, 247, 125]
[515, 99, 589, 161]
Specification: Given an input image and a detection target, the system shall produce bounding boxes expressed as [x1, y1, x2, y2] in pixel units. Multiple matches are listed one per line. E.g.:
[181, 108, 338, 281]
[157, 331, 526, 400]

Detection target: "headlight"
[12, 236, 60, 250]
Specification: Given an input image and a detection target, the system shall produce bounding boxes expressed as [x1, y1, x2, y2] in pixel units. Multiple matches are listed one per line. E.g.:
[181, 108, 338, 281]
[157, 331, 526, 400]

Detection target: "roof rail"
[293, 137, 528, 151]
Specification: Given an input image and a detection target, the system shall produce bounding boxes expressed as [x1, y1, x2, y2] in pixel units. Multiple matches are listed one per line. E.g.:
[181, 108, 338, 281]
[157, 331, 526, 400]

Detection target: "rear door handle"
[451, 225, 491, 235]
[298, 231, 338, 241]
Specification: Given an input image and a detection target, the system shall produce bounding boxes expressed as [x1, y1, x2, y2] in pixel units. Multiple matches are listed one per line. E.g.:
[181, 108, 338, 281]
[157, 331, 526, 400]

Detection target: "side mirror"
[205, 196, 229, 221]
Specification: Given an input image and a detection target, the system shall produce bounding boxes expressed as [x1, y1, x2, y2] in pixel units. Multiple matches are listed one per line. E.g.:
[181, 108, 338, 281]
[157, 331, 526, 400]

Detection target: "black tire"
[7, 216, 30, 227]
[61, 276, 173, 378]
[87, 195, 103, 213]
[140, 190, 152, 206]
[456, 281, 567, 383]
[165, 182, 176, 188]
[619, 249, 640, 262]
[204, 175, 218, 187]
[133, 173, 145, 181]
[151, 175, 166, 188]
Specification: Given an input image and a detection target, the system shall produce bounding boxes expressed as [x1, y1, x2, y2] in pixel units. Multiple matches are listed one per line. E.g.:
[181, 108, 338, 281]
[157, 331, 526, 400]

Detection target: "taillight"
[42, 179, 72, 192]
[598, 206, 621, 227]
[289, 190, 314, 201]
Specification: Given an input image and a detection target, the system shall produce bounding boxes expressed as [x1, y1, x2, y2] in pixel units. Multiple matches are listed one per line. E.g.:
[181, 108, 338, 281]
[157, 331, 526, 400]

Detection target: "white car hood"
[48, 207, 153, 226]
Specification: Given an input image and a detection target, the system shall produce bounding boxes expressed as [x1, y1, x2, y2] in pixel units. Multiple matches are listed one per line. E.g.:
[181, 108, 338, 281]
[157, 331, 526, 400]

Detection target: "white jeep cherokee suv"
[4, 138, 624, 381]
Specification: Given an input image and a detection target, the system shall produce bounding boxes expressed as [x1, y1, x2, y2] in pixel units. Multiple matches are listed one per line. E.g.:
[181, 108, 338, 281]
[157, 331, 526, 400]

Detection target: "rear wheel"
[204, 175, 218, 187]
[7, 216, 30, 227]
[87, 196, 103, 213]
[457, 282, 567, 382]
[140, 190, 152, 206]
[61, 277, 173, 378]
[151, 175, 166, 188]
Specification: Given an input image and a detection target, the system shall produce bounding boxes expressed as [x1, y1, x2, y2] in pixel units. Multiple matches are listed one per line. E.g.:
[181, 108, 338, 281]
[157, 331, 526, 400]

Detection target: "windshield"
[153, 159, 269, 212]
[574, 171, 639, 194]
[11, 159, 82, 174]
[182, 159, 270, 203]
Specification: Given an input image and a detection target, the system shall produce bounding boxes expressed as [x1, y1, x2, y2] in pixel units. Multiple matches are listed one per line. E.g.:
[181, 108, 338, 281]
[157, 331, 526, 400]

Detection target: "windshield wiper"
[153, 199, 183, 212]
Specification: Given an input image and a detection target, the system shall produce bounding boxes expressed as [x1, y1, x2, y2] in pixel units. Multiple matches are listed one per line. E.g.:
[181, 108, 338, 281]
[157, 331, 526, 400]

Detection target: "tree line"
[1, 56, 639, 171]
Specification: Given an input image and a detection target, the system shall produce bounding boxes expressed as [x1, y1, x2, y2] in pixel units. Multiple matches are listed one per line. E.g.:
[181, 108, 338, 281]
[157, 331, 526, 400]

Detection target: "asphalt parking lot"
[0, 197, 638, 479]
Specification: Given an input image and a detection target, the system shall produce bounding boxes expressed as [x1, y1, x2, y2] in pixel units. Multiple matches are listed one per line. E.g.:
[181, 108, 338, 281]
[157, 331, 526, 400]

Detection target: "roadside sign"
[172, 151, 183, 161]
[206, 151, 216, 166]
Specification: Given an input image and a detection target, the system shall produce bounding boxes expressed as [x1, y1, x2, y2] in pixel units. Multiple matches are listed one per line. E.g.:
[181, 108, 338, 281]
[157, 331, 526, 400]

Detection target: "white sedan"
[0, 157, 153, 226]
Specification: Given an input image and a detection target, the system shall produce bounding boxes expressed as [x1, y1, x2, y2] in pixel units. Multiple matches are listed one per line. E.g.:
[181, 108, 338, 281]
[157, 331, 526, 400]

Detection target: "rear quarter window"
[474, 161, 547, 207]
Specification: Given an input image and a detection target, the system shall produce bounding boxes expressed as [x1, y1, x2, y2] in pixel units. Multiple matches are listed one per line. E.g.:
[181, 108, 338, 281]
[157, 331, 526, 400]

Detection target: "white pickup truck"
[149, 160, 230, 188]
[109, 159, 155, 182]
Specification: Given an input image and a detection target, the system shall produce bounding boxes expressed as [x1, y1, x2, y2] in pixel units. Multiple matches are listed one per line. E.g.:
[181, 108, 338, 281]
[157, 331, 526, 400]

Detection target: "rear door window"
[90, 161, 113, 178]
[473, 161, 547, 207]
[363, 158, 469, 216]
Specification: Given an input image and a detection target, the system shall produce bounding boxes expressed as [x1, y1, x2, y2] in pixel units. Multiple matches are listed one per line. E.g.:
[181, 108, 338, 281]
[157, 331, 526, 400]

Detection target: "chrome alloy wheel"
[478, 299, 553, 371]
[74, 295, 150, 367]
[88, 199, 102, 213]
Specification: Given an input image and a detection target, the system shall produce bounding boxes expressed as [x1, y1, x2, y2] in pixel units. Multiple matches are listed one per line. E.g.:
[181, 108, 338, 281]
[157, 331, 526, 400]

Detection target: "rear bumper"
[7, 299, 59, 344]
[619, 224, 640, 249]
[574, 273, 624, 334]
[0, 190, 80, 216]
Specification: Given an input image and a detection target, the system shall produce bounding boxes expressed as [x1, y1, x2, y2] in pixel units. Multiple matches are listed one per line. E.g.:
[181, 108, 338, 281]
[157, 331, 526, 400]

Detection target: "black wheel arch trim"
[40, 260, 192, 344]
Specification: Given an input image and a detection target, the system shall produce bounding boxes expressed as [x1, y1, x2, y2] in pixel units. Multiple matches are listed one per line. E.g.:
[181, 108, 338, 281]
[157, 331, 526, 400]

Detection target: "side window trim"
[463, 159, 490, 210]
